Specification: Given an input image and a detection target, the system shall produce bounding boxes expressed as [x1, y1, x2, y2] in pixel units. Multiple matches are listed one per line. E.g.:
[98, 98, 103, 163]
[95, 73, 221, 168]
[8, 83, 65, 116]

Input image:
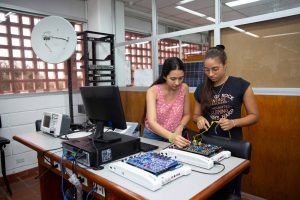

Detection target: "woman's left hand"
[218, 118, 235, 131]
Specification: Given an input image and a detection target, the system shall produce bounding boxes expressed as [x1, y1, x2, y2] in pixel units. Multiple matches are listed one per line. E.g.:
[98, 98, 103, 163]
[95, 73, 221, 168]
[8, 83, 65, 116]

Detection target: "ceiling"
[122, 0, 300, 29]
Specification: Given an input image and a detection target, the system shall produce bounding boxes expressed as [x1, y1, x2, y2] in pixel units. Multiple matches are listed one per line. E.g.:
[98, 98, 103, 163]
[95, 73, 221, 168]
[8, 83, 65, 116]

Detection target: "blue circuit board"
[126, 152, 179, 175]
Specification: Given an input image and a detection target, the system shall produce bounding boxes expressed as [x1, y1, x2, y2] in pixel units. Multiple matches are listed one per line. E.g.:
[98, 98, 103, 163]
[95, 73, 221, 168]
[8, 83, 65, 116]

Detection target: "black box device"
[62, 132, 140, 168]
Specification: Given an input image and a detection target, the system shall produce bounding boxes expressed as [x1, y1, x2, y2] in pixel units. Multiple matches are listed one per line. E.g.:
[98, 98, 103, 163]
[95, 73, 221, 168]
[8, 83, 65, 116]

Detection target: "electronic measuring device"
[40, 112, 71, 137]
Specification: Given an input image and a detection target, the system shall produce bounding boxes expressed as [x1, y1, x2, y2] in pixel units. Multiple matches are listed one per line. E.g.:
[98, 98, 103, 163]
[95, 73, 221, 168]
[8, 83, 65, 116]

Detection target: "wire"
[192, 121, 218, 142]
[192, 120, 232, 144]
[191, 162, 225, 175]
[162, 143, 173, 150]
[86, 184, 97, 200]
[42, 147, 63, 154]
[60, 154, 67, 200]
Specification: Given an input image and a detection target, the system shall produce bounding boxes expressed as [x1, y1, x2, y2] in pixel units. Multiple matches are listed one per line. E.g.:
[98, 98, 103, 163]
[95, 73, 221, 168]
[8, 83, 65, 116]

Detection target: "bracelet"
[231, 120, 236, 127]
[178, 123, 184, 128]
[168, 133, 176, 143]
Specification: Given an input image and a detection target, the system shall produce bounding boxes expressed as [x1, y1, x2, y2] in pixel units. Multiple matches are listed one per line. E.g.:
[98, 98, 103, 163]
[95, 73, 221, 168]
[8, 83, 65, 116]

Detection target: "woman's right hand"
[172, 135, 190, 149]
[196, 116, 210, 130]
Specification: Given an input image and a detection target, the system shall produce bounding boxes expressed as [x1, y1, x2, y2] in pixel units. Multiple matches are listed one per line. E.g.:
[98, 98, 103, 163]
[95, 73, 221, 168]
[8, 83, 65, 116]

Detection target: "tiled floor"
[0, 168, 41, 200]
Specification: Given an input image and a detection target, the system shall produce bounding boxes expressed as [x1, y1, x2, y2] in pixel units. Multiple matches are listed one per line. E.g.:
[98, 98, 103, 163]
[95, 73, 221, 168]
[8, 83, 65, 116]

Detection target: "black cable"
[35, 154, 59, 179]
[162, 143, 173, 150]
[42, 147, 63, 155]
[191, 161, 225, 175]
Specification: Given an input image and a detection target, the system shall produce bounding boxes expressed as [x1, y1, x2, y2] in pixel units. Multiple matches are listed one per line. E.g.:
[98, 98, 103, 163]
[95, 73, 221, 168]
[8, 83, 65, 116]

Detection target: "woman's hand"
[218, 118, 235, 131]
[172, 134, 190, 149]
[196, 116, 210, 130]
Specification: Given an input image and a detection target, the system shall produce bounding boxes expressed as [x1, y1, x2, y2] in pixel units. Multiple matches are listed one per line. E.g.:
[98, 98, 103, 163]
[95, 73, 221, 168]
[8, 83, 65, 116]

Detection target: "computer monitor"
[80, 86, 127, 143]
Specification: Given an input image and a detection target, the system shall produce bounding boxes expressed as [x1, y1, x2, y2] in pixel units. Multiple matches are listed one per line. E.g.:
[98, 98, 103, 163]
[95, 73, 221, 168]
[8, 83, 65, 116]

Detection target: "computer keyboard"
[139, 142, 159, 152]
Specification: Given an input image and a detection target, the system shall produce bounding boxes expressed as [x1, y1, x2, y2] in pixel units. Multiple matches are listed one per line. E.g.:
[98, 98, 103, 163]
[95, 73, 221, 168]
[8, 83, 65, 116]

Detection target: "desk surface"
[13, 132, 250, 200]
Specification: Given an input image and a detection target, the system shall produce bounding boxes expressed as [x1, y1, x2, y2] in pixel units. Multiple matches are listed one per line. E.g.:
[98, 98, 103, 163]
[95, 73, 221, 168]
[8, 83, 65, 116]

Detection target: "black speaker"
[0, 115, 2, 128]
[35, 120, 42, 132]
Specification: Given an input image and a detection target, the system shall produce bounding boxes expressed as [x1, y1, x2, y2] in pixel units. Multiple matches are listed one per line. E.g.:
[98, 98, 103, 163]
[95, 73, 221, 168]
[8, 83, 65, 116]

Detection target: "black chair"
[0, 136, 12, 195]
[201, 135, 251, 199]
[201, 135, 252, 173]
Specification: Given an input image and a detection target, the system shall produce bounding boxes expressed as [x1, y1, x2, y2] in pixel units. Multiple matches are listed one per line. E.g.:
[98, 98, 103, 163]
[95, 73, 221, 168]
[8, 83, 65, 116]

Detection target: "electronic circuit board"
[126, 152, 179, 175]
[176, 143, 222, 157]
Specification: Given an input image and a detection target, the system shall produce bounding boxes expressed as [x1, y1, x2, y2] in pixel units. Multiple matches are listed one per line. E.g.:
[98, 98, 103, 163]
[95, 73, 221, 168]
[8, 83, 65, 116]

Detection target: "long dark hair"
[151, 57, 185, 87]
[201, 45, 227, 113]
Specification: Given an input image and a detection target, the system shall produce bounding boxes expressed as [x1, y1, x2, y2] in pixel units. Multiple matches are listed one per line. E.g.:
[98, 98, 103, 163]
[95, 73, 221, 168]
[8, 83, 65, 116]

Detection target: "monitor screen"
[42, 114, 51, 128]
[80, 86, 127, 143]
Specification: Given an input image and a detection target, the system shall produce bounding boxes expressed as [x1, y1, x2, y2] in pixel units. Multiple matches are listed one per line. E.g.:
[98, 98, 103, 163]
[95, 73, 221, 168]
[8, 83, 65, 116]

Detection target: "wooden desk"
[13, 132, 250, 200]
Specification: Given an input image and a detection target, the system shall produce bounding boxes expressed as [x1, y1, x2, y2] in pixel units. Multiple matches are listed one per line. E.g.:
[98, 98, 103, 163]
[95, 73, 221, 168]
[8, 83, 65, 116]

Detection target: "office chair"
[0, 136, 12, 195]
[201, 134, 251, 199]
[201, 135, 252, 173]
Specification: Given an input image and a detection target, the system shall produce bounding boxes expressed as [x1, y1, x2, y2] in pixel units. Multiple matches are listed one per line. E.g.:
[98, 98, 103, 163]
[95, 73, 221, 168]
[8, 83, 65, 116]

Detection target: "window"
[125, 30, 208, 85]
[0, 10, 84, 94]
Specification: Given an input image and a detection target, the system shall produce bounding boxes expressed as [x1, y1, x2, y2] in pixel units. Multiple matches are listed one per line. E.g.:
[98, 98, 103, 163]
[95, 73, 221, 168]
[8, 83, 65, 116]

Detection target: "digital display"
[43, 115, 51, 128]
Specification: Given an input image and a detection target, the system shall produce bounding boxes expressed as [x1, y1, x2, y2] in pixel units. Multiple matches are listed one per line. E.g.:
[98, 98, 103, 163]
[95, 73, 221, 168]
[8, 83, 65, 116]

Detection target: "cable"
[86, 184, 97, 200]
[191, 161, 225, 175]
[192, 121, 232, 145]
[35, 147, 62, 180]
[60, 154, 67, 200]
[162, 143, 173, 150]
[42, 147, 63, 154]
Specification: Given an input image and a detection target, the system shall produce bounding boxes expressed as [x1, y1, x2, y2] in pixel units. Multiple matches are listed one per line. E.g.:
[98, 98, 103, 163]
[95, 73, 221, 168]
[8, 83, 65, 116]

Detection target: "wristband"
[168, 133, 176, 143]
[231, 120, 236, 127]
[178, 123, 184, 128]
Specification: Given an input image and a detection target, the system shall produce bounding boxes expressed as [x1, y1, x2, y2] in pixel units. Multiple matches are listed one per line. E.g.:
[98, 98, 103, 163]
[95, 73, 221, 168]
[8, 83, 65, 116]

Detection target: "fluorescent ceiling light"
[184, 51, 203, 55]
[230, 26, 259, 38]
[230, 26, 246, 32]
[165, 44, 189, 50]
[206, 17, 216, 22]
[134, 41, 149, 45]
[226, 0, 261, 7]
[178, 0, 195, 5]
[245, 32, 259, 38]
[263, 32, 300, 38]
[175, 6, 206, 18]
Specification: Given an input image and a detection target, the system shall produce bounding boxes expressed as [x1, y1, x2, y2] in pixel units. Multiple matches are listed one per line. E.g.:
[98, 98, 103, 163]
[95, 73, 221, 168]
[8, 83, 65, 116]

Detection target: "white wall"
[0, 92, 86, 175]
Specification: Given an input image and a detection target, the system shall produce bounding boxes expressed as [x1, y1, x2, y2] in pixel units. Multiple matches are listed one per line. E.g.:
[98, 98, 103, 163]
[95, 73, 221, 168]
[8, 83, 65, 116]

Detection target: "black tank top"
[194, 76, 250, 140]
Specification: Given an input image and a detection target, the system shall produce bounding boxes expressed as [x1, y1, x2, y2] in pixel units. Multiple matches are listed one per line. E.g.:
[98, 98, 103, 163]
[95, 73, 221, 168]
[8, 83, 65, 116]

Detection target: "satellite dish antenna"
[31, 16, 77, 64]
[31, 16, 77, 124]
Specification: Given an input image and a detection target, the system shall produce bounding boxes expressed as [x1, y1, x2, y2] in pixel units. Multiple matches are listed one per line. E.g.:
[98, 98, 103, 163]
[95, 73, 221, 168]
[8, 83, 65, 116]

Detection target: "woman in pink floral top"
[144, 57, 190, 148]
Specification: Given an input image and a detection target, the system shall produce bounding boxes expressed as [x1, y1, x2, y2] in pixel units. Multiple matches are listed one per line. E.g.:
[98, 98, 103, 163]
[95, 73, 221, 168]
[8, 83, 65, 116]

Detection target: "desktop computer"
[62, 132, 140, 168]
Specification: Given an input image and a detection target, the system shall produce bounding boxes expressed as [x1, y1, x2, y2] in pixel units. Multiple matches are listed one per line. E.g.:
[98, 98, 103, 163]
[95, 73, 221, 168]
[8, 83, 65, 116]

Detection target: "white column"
[87, 0, 127, 86]
[214, 0, 221, 46]
[115, 1, 129, 86]
[152, 0, 159, 81]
